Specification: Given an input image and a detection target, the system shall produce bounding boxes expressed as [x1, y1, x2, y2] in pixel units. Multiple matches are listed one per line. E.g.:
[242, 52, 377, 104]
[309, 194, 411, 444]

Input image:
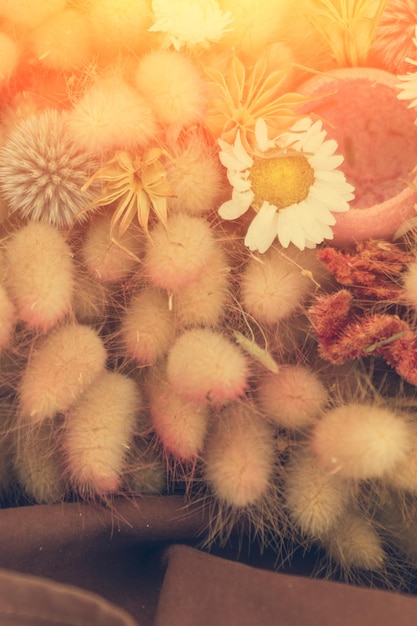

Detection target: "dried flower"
[81, 148, 175, 245]
[0, 110, 99, 228]
[317, 240, 414, 300]
[218, 117, 354, 252]
[303, 0, 388, 66]
[205, 52, 308, 149]
[149, 0, 233, 50]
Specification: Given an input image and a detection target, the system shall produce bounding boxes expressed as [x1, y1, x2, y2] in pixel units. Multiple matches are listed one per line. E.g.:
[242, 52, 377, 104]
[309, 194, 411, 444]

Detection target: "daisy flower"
[218, 118, 354, 253]
[397, 25, 417, 109]
[149, 0, 233, 50]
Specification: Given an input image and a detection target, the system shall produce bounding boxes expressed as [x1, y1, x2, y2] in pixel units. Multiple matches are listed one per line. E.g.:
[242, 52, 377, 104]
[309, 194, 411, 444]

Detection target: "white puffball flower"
[149, 0, 234, 50]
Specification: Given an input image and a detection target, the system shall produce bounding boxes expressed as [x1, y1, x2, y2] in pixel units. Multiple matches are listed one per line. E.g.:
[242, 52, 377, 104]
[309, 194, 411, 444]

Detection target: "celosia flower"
[397, 25, 417, 108]
[308, 289, 417, 386]
[218, 118, 354, 252]
[149, 0, 233, 50]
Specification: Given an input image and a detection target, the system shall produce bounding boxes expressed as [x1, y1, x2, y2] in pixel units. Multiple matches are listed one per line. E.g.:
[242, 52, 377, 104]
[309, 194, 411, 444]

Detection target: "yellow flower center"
[249, 155, 315, 210]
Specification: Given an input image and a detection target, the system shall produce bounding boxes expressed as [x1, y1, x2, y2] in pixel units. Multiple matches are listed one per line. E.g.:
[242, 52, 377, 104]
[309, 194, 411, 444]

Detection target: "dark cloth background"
[1, 497, 417, 625]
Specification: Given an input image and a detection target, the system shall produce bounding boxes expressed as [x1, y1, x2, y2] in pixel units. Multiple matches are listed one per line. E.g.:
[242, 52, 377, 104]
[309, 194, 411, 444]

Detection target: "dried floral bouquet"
[2, 0, 417, 588]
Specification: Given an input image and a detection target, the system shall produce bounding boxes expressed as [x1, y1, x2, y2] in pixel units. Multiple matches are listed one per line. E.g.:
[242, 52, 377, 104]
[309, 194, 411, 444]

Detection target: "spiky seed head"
[0, 109, 99, 228]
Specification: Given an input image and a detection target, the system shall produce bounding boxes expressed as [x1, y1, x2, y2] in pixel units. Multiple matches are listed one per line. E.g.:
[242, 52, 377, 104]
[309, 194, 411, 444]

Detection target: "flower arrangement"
[3, 0, 417, 588]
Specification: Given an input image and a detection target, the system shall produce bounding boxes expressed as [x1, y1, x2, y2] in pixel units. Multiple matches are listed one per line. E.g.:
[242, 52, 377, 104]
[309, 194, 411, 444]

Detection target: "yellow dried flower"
[303, 0, 388, 66]
[204, 52, 309, 150]
[81, 148, 175, 246]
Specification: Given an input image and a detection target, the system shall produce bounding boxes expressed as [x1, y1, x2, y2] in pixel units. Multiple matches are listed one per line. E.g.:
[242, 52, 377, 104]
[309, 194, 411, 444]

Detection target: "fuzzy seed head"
[14, 423, 66, 504]
[30, 9, 93, 71]
[257, 365, 328, 429]
[311, 403, 412, 480]
[173, 247, 231, 328]
[167, 328, 249, 404]
[135, 50, 207, 132]
[72, 268, 110, 325]
[5, 222, 74, 332]
[144, 214, 219, 291]
[0, 283, 16, 350]
[148, 372, 210, 460]
[241, 246, 314, 325]
[82, 212, 143, 283]
[384, 431, 417, 495]
[121, 289, 175, 365]
[0, 0, 66, 29]
[88, 0, 151, 55]
[65, 371, 142, 496]
[284, 451, 350, 538]
[67, 76, 157, 156]
[205, 403, 275, 508]
[124, 439, 166, 495]
[0, 110, 99, 227]
[323, 511, 385, 572]
[166, 134, 224, 216]
[19, 324, 107, 423]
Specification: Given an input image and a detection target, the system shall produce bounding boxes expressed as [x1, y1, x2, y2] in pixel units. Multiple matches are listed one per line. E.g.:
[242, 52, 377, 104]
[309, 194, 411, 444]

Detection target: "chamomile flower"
[218, 118, 354, 253]
[149, 0, 233, 50]
[397, 26, 417, 109]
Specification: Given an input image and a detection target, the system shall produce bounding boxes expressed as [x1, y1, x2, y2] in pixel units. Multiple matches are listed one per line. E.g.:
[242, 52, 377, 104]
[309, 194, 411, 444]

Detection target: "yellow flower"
[81, 148, 175, 243]
[303, 0, 388, 66]
[205, 53, 309, 151]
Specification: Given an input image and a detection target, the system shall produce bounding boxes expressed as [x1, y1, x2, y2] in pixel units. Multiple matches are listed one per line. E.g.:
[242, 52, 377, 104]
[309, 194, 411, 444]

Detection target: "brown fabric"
[157, 545, 417, 626]
[0, 497, 417, 625]
[0, 496, 206, 625]
[0, 569, 138, 626]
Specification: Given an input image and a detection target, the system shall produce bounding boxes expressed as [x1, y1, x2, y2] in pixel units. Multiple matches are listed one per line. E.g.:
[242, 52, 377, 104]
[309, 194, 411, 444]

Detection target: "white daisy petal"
[309, 180, 352, 210]
[298, 122, 326, 153]
[301, 212, 334, 244]
[315, 169, 347, 183]
[218, 138, 232, 153]
[316, 153, 345, 171]
[219, 150, 247, 171]
[276, 209, 297, 248]
[227, 170, 251, 192]
[244, 202, 278, 253]
[231, 186, 254, 206]
[234, 130, 254, 168]
[255, 118, 275, 153]
[310, 138, 339, 161]
[300, 197, 337, 226]
[288, 117, 312, 133]
[219, 197, 250, 220]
